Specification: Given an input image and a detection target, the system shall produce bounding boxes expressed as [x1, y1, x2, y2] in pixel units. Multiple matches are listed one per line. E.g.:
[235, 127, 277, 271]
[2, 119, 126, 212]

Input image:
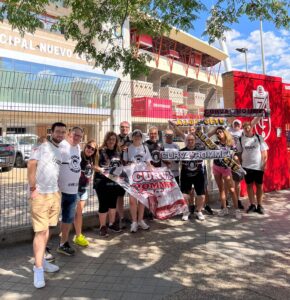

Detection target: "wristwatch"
[30, 186, 36, 192]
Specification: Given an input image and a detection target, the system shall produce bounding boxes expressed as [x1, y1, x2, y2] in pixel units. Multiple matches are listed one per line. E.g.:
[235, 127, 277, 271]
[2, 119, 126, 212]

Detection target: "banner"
[104, 163, 188, 220]
[160, 150, 231, 161]
[170, 118, 226, 127]
[194, 130, 246, 178]
[204, 108, 270, 117]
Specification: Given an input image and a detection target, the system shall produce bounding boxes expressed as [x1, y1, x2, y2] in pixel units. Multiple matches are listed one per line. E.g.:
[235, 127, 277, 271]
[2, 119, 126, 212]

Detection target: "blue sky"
[189, 5, 290, 82]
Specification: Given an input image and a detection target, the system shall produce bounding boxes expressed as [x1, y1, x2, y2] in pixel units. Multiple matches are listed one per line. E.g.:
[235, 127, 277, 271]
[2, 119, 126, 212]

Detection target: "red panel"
[137, 34, 153, 48]
[229, 71, 289, 193]
[132, 97, 172, 119]
[164, 50, 180, 59]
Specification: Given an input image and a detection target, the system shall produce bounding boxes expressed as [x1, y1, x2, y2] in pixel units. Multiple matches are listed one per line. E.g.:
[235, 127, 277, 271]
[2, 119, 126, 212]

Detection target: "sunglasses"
[165, 134, 173, 137]
[121, 126, 129, 128]
[86, 145, 96, 151]
[216, 130, 224, 135]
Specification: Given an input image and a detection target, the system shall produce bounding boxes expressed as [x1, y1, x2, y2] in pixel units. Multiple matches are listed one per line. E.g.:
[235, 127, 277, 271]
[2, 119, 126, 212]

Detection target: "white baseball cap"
[232, 119, 242, 126]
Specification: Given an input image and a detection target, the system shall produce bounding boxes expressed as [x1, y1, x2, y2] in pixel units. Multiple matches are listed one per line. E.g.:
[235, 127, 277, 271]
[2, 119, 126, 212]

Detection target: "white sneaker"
[130, 222, 138, 233]
[181, 212, 190, 221]
[235, 209, 242, 220]
[33, 266, 45, 289]
[218, 207, 229, 217]
[43, 259, 60, 273]
[138, 220, 150, 230]
[195, 211, 205, 221]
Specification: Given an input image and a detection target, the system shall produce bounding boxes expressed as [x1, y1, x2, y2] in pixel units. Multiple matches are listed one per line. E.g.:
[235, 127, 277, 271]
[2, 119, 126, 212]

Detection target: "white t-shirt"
[163, 142, 180, 177]
[29, 141, 62, 194]
[58, 140, 81, 194]
[228, 127, 243, 146]
[237, 134, 268, 170]
[123, 144, 152, 163]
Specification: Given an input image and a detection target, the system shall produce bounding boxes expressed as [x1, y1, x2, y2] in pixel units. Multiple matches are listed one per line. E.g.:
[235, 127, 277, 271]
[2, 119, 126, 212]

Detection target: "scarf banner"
[169, 118, 227, 127]
[160, 150, 231, 161]
[194, 130, 246, 178]
[104, 163, 188, 220]
[204, 108, 270, 117]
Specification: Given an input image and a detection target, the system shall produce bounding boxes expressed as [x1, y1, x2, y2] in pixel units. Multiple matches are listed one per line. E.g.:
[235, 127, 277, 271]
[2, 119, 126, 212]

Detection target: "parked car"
[6, 134, 39, 167]
[0, 136, 16, 172]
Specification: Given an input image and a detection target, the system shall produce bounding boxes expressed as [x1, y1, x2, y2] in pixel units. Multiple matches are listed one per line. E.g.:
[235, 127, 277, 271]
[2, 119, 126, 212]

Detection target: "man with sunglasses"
[57, 126, 83, 256]
[117, 121, 131, 228]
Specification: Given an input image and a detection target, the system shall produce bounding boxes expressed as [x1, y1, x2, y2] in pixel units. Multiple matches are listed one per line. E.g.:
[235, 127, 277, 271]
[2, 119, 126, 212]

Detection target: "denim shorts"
[77, 189, 89, 201]
[61, 193, 78, 224]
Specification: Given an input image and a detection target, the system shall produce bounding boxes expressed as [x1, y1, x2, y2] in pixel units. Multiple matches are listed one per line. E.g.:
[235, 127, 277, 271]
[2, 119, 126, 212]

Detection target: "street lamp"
[236, 48, 248, 73]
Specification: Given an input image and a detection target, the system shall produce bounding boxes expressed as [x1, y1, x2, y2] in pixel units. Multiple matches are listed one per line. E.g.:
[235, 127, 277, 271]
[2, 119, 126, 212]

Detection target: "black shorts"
[232, 171, 243, 182]
[244, 168, 264, 185]
[180, 171, 205, 196]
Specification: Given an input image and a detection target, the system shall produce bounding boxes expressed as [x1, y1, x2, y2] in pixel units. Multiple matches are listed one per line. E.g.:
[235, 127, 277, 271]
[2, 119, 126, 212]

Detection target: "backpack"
[238, 133, 261, 151]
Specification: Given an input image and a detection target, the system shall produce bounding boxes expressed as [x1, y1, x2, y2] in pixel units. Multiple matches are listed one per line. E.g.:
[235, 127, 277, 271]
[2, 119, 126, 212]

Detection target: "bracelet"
[30, 186, 36, 192]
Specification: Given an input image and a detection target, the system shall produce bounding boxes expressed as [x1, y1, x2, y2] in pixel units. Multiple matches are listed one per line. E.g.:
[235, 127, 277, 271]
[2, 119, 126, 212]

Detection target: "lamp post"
[236, 48, 248, 73]
[259, 17, 266, 74]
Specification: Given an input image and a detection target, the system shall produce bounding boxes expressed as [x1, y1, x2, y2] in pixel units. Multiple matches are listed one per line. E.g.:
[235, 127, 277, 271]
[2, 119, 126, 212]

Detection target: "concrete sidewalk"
[0, 190, 290, 300]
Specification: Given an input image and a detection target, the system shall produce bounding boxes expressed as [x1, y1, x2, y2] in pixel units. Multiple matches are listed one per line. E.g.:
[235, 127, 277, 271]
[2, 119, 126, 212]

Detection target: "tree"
[0, 0, 289, 78]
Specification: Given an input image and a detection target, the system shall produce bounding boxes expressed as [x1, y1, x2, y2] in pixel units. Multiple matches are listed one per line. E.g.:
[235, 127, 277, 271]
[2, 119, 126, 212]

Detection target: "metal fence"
[0, 70, 220, 231]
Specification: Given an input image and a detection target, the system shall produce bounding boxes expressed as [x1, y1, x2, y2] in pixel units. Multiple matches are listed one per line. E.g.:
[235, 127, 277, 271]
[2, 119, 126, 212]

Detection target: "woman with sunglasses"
[212, 127, 241, 219]
[73, 140, 98, 247]
[94, 132, 123, 237]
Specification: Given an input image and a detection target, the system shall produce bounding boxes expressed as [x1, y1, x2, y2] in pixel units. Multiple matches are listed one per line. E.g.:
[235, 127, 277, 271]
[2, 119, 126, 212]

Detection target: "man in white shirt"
[237, 122, 268, 214]
[57, 127, 83, 256]
[28, 122, 66, 288]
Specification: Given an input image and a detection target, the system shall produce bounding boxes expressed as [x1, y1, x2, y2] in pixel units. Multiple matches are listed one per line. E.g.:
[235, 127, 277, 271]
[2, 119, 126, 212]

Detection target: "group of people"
[28, 117, 268, 288]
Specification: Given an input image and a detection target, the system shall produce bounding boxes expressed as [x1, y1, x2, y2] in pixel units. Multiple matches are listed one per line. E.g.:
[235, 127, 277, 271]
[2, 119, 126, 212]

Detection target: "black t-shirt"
[145, 140, 164, 167]
[78, 152, 94, 192]
[118, 134, 131, 147]
[94, 148, 122, 185]
[180, 146, 204, 177]
[213, 141, 236, 168]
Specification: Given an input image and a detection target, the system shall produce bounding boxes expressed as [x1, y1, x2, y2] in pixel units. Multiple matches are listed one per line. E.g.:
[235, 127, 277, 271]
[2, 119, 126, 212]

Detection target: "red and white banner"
[104, 163, 188, 220]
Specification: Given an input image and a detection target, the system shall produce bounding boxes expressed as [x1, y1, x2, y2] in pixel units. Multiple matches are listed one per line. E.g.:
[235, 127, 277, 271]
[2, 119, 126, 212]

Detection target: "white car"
[6, 134, 39, 167]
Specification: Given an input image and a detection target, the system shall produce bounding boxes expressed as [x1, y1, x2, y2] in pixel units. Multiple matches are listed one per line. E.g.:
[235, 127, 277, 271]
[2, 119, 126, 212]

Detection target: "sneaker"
[189, 204, 195, 214]
[218, 207, 229, 217]
[181, 212, 190, 221]
[44, 246, 55, 262]
[238, 200, 244, 210]
[204, 204, 213, 215]
[256, 205, 265, 215]
[130, 222, 138, 233]
[99, 226, 109, 237]
[138, 220, 150, 230]
[73, 234, 89, 247]
[43, 259, 60, 273]
[246, 204, 257, 213]
[33, 266, 45, 289]
[57, 242, 75, 256]
[235, 209, 242, 220]
[109, 222, 121, 233]
[195, 211, 205, 221]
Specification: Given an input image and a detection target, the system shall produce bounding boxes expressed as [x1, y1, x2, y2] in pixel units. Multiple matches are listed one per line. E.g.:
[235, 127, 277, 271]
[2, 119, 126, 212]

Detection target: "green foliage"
[0, 0, 289, 77]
